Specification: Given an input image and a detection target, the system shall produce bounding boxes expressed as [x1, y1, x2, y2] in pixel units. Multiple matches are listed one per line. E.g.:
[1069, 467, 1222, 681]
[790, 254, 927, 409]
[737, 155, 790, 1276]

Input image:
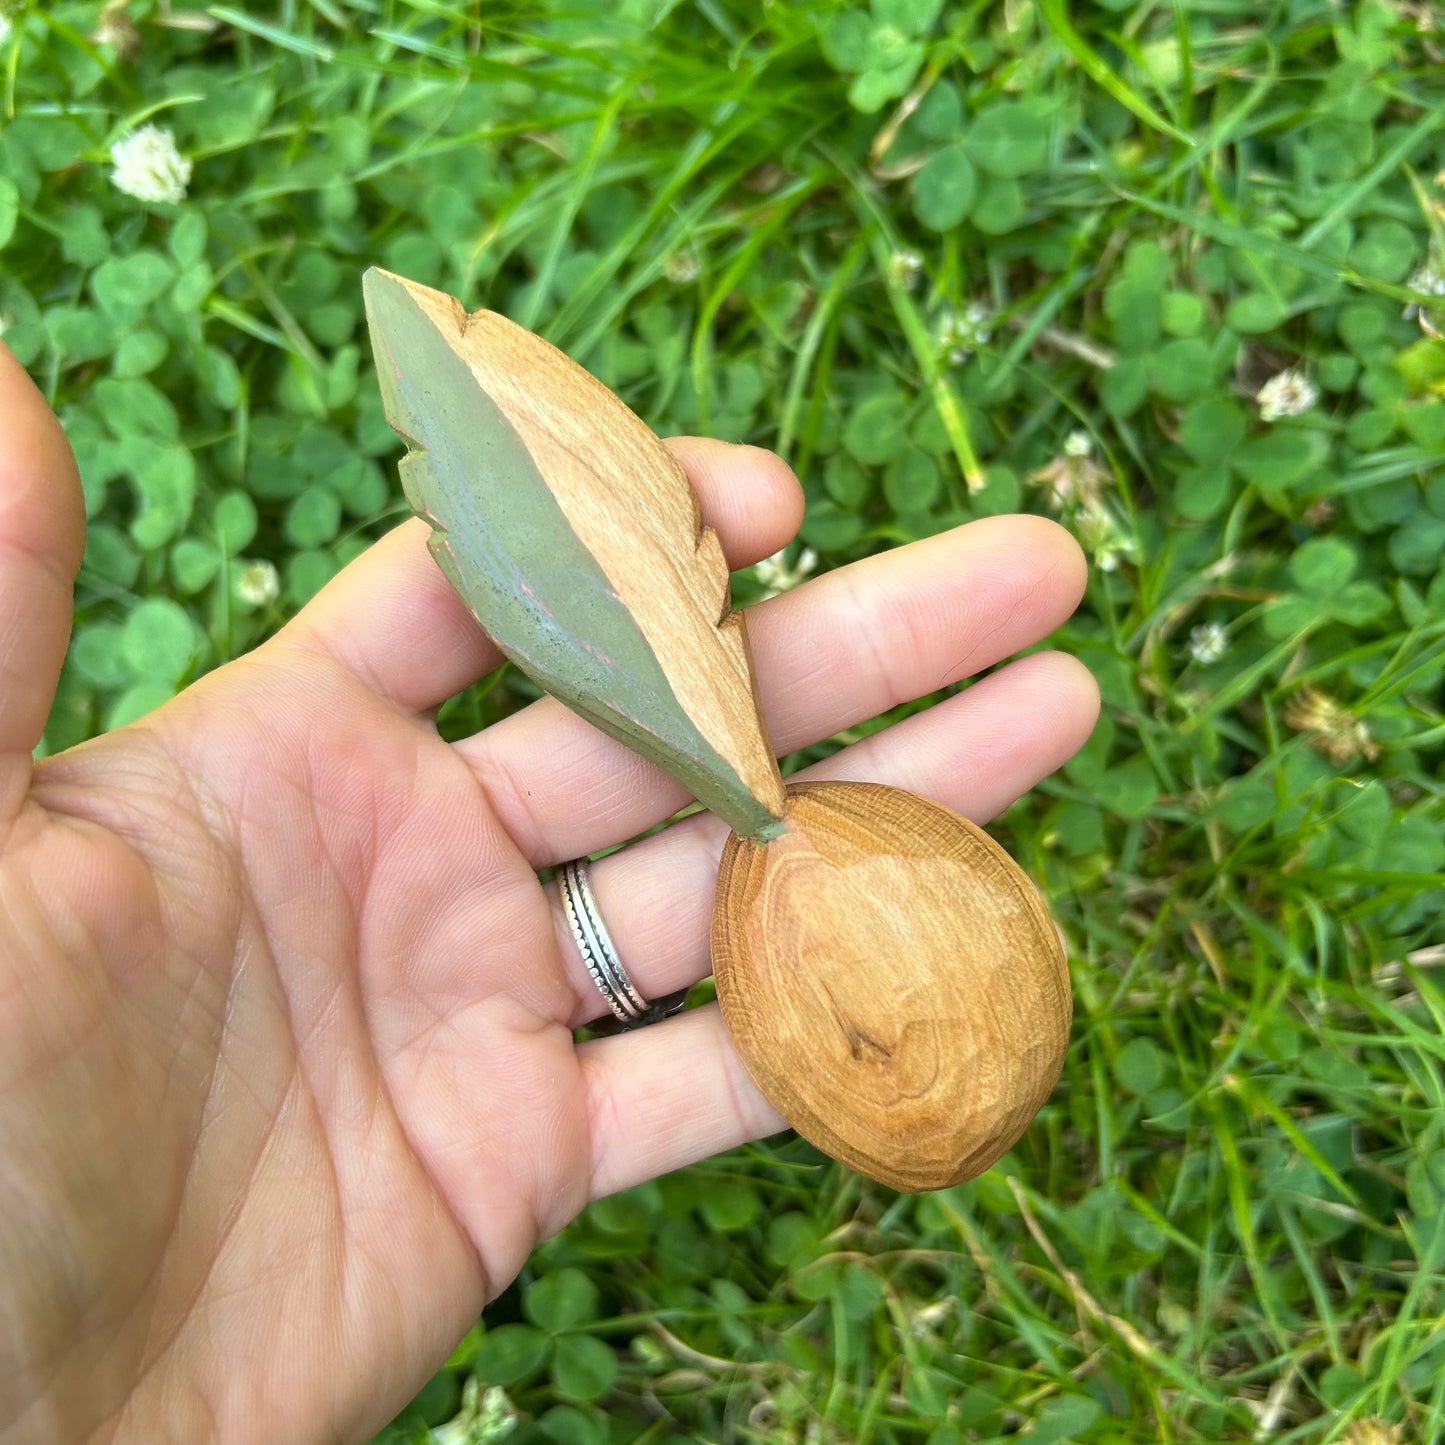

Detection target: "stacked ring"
[558, 857, 689, 1031]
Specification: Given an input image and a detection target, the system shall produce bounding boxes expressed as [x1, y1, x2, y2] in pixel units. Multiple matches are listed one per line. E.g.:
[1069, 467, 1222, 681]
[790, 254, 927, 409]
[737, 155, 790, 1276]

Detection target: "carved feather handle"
[362, 268, 787, 842]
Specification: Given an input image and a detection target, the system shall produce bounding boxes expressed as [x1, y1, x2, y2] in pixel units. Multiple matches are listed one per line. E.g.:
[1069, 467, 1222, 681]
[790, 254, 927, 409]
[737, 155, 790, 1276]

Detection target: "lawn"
[7, 0, 1445, 1440]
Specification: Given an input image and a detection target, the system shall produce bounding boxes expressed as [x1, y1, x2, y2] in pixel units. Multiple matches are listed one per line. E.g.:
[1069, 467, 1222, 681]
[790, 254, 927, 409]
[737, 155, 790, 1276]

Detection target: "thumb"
[0, 343, 85, 815]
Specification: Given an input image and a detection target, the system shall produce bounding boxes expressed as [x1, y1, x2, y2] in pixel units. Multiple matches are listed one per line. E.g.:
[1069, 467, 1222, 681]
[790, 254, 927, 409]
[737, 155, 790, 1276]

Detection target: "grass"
[7, 0, 1445, 1440]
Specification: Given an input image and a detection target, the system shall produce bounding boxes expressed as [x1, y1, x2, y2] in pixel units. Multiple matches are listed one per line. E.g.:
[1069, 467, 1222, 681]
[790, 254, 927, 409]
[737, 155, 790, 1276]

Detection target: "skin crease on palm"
[0, 338, 1100, 1444]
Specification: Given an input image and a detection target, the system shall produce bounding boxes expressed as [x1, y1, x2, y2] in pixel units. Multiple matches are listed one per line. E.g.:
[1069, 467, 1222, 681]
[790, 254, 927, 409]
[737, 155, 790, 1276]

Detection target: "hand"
[0, 342, 1098, 1444]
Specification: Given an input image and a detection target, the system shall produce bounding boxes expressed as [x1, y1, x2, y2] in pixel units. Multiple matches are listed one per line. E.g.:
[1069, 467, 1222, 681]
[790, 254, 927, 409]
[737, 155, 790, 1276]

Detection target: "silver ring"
[557, 858, 688, 1032]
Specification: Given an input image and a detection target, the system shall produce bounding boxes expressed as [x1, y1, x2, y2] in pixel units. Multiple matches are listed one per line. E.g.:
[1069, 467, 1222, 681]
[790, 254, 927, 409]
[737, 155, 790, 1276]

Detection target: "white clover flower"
[430, 1380, 516, 1445]
[109, 124, 192, 205]
[234, 559, 280, 608]
[887, 248, 923, 291]
[93, 1, 141, 56]
[1074, 499, 1134, 572]
[754, 545, 817, 598]
[661, 250, 700, 285]
[1404, 262, 1445, 335]
[1187, 621, 1229, 666]
[1285, 686, 1379, 765]
[1400, 1, 1436, 32]
[936, 301, 993, 363]
[1027, 436, 1109, 513]
[1255, 366, 1318, 423]
[1405, 263, 1445, 299]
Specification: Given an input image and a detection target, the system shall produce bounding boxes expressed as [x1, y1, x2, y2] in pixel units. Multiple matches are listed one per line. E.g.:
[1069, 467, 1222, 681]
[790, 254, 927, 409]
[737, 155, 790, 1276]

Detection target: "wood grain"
[712, 781, 1071, 1192]
[363, 267, 787, 842]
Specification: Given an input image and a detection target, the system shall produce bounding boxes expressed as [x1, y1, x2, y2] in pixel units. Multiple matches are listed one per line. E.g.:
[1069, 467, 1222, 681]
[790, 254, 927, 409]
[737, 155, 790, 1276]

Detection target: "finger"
[280, 439, 804, 714]
[556, 650, 1099, 1028]
[0, 344, 85, 813]
[467, 514, 1087, 866]
[581, 1004, 785, 1200]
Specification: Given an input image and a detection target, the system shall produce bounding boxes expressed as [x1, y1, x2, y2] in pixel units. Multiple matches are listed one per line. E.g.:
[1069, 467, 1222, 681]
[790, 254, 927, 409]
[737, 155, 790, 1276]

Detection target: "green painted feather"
[363, 268, 786, 842]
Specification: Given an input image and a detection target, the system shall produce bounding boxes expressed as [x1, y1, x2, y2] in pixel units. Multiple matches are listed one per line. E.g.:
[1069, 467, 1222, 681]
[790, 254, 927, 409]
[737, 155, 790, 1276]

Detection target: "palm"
[0, 346, 1098, 1444]
[11, 639, 597, 1439]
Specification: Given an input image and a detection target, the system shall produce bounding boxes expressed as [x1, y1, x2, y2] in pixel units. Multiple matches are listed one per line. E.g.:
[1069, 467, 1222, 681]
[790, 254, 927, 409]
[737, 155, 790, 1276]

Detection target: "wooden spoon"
[363, 269, 1071, 1192]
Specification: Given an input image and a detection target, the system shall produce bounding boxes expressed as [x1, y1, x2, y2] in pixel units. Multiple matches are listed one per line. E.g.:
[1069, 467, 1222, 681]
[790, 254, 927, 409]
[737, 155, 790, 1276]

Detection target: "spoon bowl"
[712, 780, 1071, 1191]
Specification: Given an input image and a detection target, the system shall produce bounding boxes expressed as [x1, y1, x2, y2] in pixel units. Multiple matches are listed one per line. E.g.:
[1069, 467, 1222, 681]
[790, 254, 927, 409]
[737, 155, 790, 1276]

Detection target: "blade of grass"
[1038, 0, 1194, 146]
[209, 6, 337, 59]
[777, 232, 869, 459]
[516, 85, 629, 331]
[1299, 106, 1445, 251]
